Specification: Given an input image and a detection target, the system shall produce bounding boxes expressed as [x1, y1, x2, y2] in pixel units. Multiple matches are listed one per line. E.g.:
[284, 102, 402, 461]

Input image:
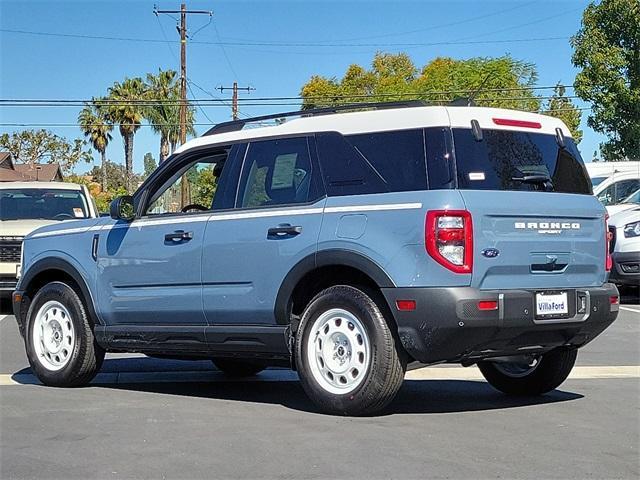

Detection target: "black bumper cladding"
[609, 252, 640, 286]
[382, 284, 619, 364]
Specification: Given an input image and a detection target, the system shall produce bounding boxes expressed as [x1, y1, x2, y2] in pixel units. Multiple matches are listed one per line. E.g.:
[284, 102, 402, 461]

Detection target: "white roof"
[176, 105, 573, 154]
[0, 181, 83, 190]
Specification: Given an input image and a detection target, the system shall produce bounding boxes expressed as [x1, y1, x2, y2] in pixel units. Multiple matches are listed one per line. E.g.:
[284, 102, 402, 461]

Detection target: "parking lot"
[0, 293, 637, 480]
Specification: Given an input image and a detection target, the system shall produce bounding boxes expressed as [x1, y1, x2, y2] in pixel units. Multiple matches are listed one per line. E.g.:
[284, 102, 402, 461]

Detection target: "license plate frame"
[535, 290, 569, 320]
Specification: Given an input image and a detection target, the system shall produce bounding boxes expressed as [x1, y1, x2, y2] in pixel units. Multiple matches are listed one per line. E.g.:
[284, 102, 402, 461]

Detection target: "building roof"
[0, 152, 26, 181]
[0, 152, 14, 169]
[174, 105, 573, 155]
[14, 163, 63, 182]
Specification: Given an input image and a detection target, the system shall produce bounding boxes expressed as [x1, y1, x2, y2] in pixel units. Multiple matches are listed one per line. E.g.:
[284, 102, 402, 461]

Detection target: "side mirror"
[110, 195, 136, 221]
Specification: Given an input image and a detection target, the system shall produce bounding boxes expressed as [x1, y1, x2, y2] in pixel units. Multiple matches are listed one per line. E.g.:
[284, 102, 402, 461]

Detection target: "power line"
[212, 1, 538, 44]
[0, 28, 569, 48]
[0, 85, 578, 105]
[212, 19, 239, 80]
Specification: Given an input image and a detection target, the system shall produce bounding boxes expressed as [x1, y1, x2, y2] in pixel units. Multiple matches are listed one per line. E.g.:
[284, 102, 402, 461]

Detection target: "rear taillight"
[426, 210, 473, 274]
[605, 214, 612, 272]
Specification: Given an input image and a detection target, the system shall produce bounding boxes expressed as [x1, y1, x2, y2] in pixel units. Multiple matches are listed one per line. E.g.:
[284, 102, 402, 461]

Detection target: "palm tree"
[144, 69, 196, 162]
[78, 98, 113, 191]
[107, 77, 146, 192]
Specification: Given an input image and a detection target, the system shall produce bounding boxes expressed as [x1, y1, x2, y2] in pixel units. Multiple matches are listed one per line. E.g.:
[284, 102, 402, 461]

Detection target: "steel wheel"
[305, 308, 371, 395]
[31, 300, 75, 371]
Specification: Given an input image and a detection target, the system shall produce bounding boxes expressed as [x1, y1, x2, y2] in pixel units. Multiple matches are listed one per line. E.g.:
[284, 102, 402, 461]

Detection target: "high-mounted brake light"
[492, 118, 542, 129]
[426, 210, 473, 274]
[605, 214, 613, 272]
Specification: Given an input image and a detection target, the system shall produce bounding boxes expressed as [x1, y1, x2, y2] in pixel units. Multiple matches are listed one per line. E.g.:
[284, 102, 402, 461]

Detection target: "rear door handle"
[267, 224, 302, 239]
[164, 230, 193, 243]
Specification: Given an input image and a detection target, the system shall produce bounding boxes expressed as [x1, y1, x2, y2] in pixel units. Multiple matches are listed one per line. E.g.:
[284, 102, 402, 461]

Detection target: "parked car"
[593, 171, 640, 207]
[12, 103, 619, 415]
[606, 188, 640, 216]
[0, 182, 97, 294]
[608, 207, 640, 288]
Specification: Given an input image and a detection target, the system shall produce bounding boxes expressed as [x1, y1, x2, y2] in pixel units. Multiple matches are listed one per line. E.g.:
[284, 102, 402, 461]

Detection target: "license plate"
[535, 291, 569, 318]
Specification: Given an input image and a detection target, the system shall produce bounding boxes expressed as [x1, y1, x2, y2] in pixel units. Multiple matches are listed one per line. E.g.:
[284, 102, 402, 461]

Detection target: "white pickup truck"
[0, 182, 97, 294]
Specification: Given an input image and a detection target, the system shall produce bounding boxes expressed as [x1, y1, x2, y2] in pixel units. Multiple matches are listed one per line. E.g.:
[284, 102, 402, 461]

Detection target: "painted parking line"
[1, 365, 638, 387]
[619, 306, 640, 313]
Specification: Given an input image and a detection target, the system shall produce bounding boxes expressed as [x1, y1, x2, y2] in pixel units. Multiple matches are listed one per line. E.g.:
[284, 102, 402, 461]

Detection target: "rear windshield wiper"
[511, 174, 554, 192]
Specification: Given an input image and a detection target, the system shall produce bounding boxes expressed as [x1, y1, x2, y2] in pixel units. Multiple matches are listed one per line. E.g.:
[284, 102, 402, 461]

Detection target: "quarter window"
[239, 137, 314, 208]
[316, 129, 427, 196]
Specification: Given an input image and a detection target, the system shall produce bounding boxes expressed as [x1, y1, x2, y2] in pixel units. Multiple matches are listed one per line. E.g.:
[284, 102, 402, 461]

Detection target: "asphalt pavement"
[0, 293, 638, 479]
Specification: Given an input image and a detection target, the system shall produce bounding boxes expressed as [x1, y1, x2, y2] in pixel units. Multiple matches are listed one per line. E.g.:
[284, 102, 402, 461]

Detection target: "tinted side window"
[316, 130, 427, 196]
[346, 129, 427, 193]
[614, 179, 640, 203]
[238, 137, 315, 208]
[453, 128, 591, 194]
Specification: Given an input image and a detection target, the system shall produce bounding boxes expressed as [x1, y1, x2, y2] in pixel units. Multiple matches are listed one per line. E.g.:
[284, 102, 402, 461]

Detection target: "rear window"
[316, 129, 427, 196]
[453, 128, 592, 194]
[0, 188, 89, 221]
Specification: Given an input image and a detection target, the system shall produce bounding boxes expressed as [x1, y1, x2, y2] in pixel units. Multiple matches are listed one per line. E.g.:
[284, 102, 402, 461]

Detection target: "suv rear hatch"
[452, 126, 607, 290]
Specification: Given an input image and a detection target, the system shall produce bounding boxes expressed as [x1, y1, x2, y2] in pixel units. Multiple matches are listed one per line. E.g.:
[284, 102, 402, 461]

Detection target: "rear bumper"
[382, 283, 619, 364]
[609, 251, 640, 286]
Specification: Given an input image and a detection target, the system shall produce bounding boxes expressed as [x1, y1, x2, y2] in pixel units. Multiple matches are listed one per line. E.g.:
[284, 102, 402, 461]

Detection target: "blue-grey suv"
[12, 103, 619, 415]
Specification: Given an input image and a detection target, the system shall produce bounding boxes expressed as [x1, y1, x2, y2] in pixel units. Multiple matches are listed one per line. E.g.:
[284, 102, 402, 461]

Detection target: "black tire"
[478, 348, 578, 395]
[212, 358, 265, 377]
[24, 281, 105, 387]
[295, 285, 406, 416]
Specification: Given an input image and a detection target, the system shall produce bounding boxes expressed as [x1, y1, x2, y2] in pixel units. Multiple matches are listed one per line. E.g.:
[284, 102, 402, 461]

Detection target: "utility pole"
[218, 83, 254, 120]
[154, 3, 211, 208]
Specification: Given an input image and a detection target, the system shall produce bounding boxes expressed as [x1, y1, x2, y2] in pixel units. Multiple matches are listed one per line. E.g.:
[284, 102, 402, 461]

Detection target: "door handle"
[267, 224, 302, 239]
[164, 230, 193, 243]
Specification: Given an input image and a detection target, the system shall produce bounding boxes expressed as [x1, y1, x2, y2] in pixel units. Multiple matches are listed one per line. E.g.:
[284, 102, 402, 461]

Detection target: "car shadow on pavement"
[103, 379, 584, 415]
[12, 364, 582, 416]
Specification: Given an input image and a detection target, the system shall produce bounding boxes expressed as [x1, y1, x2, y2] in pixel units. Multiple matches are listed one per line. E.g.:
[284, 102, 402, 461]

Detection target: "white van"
[593, 171, 640, 206]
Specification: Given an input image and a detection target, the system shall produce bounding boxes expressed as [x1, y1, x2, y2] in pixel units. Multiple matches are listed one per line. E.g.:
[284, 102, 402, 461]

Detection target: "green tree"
[106, 77, 146, 191]
[88, 160, 128, 191]
[144, 69, 196, 161]
[301, 53, 541, 112]
[143, 152, 157, 179]
[0, 129, 92, 173]
[78, 98, 114, 191]
[571, 0, 640, 160]
[542, 84, 583, 143]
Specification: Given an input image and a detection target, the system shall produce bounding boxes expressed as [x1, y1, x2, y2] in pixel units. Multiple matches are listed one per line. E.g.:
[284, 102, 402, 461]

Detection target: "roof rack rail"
[203, 100, 429, 136]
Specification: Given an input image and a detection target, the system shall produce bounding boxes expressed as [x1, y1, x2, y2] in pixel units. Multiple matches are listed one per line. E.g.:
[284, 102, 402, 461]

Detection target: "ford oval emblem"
[481, 248, 500, 258]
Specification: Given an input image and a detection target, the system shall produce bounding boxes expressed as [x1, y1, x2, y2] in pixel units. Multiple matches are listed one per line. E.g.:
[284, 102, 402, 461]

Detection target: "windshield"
[453, 129, 592, 194]
[591, 176, 607, 187]
[621, 188, 640, 205]
[0, 188, 89, 221]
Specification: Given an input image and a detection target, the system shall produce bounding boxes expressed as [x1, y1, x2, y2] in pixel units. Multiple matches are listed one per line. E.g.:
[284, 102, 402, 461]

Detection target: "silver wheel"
[493, 357, 541, 378]
[31, 301, 75, 371]
[305, 308, 371, 395]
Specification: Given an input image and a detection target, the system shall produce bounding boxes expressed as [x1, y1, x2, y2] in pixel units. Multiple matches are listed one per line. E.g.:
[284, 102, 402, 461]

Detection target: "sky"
[0, 0, 604, 175]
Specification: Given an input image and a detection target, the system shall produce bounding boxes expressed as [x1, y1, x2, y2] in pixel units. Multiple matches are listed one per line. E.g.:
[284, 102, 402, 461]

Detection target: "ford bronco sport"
[13, 103, 619, 415]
